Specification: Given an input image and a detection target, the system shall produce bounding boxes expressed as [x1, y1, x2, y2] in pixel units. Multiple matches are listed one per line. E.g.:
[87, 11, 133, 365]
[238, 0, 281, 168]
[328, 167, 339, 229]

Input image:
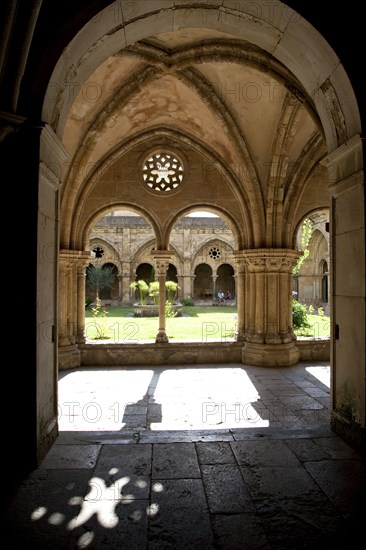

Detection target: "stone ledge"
[80, 341, 242, 367]
[297, 338, 330, 361]
[75, 338, 329, 368]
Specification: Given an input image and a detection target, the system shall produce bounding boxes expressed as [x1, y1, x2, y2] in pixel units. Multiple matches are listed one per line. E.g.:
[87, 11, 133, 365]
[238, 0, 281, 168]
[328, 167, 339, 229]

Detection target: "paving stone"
[196, 441, 236, 464]
[152, 443, 201, 478]
[315, 396, 331, 408]
[201, 464, 254, 513]
[305, 459, 366, 518]
[314, 437, 364, 459]
[294, 409, 330, 426]
[211, 513, 270, 549]
[40, 444, 101, 469]
[302, 386, 329, 398]
[240, 465, 323, 501]
[139, 430, 233, 443]
[254, 506, 348, 549]
[4, 469, 92, 548]
[278, 395, 324, 410]
[67, 498, 149, 549]
[273, 414, 307, 428]
[284, 438, 331, 462]
[269, 385, 306, 395]
[94, 444, 152, 476]
[231, 439, 301, 467]
[148, 478, 213, 549]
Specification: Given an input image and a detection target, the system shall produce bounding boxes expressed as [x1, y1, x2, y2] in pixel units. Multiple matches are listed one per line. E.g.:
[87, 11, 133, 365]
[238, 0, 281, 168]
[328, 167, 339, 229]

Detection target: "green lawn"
[85, 305, 238, 342]
[85, 306, 330, 342]
[294, 313, 330, 338]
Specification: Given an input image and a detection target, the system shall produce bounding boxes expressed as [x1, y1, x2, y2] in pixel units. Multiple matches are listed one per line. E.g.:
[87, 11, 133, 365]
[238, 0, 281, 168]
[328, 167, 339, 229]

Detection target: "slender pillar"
[212, 275, 217, 302]
[152, 251, 174, 343]
[76, 259, 90, 343]
[241, 249, 301, 367]
[117, 274, 123, 303]
[59, 253, 71, 346]
[59, 250, 92, 348]
[232, 252, 246, 340]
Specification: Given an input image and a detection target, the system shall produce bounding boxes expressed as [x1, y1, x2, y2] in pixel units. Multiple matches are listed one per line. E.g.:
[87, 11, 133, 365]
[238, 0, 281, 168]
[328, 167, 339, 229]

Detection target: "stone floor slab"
[196, 441, 236, 464]
[152, 442, 201, 479]
[148, 478, 213, 549]
[211, 513, 270, 550]
[40, 444, 101, 469]
[67, 498, 149, 549]
[94, 443, 152, 476]
[304, 459, 366, 519]
[201, 463, 254, 513]
[4, 469, 92, 548]
[231, 439, 301, 467]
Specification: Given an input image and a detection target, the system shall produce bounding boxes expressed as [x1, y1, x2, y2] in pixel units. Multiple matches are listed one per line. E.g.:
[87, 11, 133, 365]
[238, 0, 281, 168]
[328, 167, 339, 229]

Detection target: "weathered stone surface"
[231, 439, 301, 467]
[148, 478, 213, 549]
[196, 441, 236, 464]
[201, 463, 254, 513]
[40, 444, 101, 469]
[152, 443, 200, 479]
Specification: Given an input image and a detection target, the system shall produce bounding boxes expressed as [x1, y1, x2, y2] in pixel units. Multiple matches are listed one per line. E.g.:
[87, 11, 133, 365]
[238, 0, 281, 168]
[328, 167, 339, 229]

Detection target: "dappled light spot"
[146, 503, 159, 517]
[130, 509, 143, 522]
[69, 496, 83, 506]
[152, 482, 164, 492]
[67, 476, 134, 530]
[48, 512, 65, 525]
[135, 479, 148, 489]
[77, 531, 94, 548]
[31, 506, 47, 521]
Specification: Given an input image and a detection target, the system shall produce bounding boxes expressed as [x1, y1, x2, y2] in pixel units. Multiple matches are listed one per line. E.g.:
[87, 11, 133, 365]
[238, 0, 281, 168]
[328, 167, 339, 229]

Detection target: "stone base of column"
[236, 328, 246, 341]
[59, 344, 81, 370]
[242, 341, 300, 367]
[155, 331, 169, 343]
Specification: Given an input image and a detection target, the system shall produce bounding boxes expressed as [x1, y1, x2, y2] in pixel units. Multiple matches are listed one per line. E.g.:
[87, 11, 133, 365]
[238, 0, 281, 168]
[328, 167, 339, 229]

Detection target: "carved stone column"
[117, 274, 123, 303]
[232, 252, 246, 340]
[59, 250, 92, 357]
[59, 253, 71, 346]
[177, 275, 184, 299]
[212, 275, 217, 302]
[242, 249, 301, 367]
[152, 251, 174, 343]
[76, 255, 92, 343]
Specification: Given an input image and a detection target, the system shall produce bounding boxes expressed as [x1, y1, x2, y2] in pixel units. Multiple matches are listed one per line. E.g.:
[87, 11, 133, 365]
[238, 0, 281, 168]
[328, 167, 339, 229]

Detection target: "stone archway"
[2, 1, 363, 472]
[50, 1, 363, 450]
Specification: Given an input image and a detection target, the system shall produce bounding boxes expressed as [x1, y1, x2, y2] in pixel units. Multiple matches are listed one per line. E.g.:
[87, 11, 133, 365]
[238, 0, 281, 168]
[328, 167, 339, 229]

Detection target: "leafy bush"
[85, 295, 94, 309]
[165, 301, 178, 318]
[292, 299, 311, 330]
[180, 296, 195, 306]
[165, 280, 179, 303]
[148, 280, 160, 304]
[130, 280, 149, 304]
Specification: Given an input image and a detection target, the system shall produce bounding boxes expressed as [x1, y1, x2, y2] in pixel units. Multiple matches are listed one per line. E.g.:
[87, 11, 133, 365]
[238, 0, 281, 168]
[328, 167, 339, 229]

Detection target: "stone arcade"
[1, 1, 364, 491]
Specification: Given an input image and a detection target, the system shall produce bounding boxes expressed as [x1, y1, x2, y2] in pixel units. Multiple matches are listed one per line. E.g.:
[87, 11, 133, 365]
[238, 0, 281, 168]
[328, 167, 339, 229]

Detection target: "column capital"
[151, 250, 174, 275]
[60, 249, 93, 268]
[241, 248, 301, 273]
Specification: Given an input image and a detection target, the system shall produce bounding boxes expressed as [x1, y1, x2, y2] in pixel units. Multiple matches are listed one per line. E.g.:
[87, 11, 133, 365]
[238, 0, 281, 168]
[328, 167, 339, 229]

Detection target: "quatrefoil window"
[93, 247, 104, 258]
[143, 152, 183, 192]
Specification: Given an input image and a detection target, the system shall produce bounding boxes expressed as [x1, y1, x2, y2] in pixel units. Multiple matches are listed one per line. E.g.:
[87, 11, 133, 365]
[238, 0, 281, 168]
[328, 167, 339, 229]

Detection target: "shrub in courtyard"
[292, 299, 311, 330]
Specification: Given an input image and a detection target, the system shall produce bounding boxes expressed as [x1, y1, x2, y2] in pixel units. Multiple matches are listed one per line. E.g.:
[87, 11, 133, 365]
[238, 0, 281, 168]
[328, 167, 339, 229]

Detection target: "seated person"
[225, 290, 232, 300]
